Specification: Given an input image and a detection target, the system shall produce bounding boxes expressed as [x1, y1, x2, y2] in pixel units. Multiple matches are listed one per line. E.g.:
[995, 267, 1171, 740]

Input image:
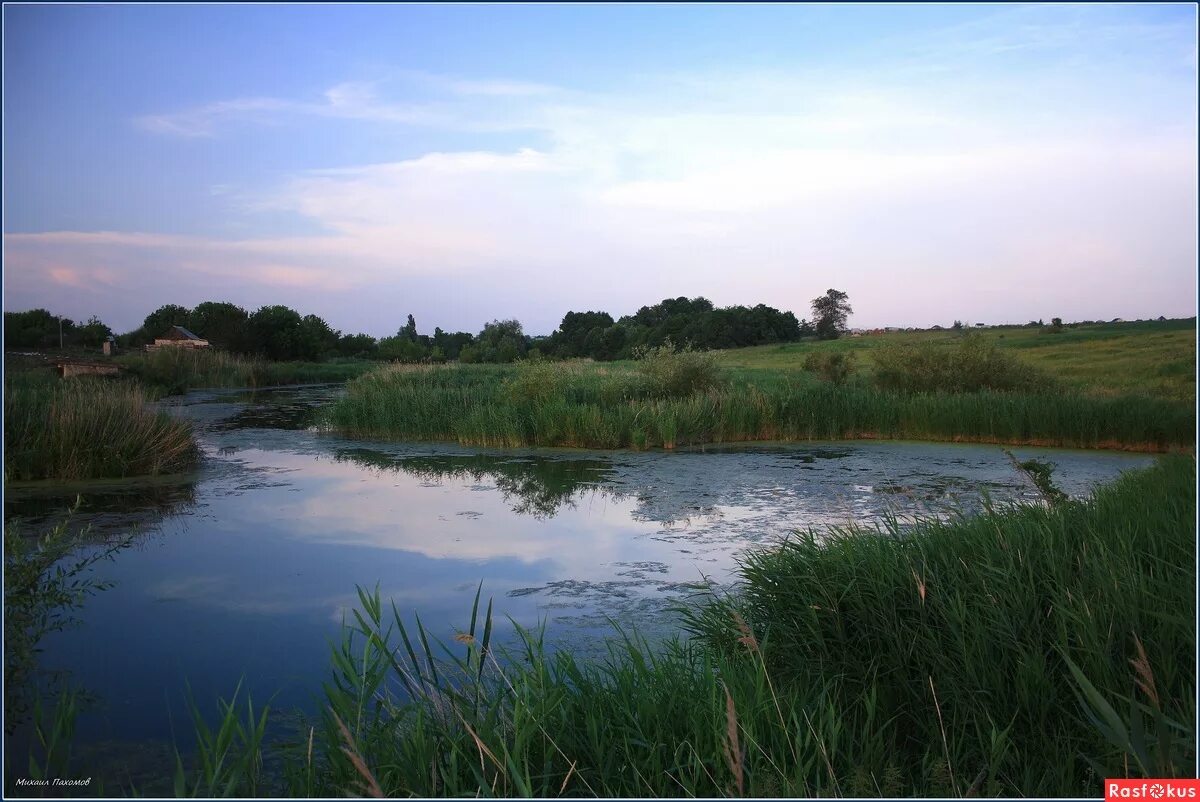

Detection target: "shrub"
[873, 332, 1050, 394]
[634, 342, 725, 398]
[803, 351, 856, 386]
[503, 356, 565, 403]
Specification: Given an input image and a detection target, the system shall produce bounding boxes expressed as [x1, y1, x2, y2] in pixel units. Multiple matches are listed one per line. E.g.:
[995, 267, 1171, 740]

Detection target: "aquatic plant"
[3, 373, 199, 481]
[327, 361, 1193, 451]
[116, 347, 373, 395]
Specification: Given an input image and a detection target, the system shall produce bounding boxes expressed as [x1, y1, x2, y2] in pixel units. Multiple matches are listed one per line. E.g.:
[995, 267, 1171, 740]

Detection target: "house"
[148, 326, 209, 350]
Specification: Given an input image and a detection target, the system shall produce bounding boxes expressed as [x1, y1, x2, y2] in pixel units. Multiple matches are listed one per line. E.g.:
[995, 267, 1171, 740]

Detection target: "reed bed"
[117, 348, 373, 395]
[3, 373, 198, 481]
[328, 361, 1194, 451]
[151, 456, 1188, 798]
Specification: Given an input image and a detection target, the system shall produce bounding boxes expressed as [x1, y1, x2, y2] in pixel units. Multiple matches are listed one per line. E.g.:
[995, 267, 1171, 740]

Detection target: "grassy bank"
[3, 373, 198, 482]
[123, 455, 1188, 798]
[327, 360, 1193, 451]
[116, 348, 374, 395]
[723, 318, 1197, 402]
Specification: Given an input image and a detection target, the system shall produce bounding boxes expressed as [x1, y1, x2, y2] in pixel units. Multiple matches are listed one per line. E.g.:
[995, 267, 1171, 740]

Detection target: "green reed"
[328, 361, 1193, 451]
[4, 373, 198, 481]
[117, 348, 373, 395]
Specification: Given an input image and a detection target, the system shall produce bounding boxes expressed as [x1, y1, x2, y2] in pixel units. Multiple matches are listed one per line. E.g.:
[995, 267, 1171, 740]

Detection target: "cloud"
[10, 12, 1198, 333]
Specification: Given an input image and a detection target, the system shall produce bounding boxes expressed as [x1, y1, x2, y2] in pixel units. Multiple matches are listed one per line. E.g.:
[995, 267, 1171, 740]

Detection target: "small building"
[148, 326, 209, 350]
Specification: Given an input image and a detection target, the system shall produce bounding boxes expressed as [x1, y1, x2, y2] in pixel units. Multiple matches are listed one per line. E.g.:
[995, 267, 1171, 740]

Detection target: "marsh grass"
[117, 348, 373, 395]
[258, 456, 1193, 798]
[328, 359, 1193, 451]
[3, 373, 198, 481]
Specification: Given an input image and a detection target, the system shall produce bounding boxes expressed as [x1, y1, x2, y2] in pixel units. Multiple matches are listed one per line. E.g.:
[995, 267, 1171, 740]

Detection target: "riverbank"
[327, 360, 1194, 452]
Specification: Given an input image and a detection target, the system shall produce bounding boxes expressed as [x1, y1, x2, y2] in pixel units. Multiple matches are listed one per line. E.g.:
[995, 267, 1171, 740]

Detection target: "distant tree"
[75, 316, 113, 347]
[952, 320, 964, 331]
[378, 336, 427, 362]
[553, 310, 614, 358]
[400, 314, 419, 343]
[4, 309, 73, 349]
[188, 302, 249, 351]
[811, 289, 852, 340]
[476, 319, 527, 363]
[142, 304, 192, 338]
[299, 314, 340, 359]
[246, 305, 307, 361]
[432, 327, 475, 360]
[337, 333, 378, 359]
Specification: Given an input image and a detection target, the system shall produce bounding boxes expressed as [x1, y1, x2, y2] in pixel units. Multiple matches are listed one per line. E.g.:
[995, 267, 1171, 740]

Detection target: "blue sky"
[3, 3, 1196, 336]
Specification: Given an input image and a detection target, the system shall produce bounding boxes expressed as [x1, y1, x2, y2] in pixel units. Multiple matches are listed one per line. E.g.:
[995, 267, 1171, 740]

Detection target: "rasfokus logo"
[1107, 780, 1200, 800]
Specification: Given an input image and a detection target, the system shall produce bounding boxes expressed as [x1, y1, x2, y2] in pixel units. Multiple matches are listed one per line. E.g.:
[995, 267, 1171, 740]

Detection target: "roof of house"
[160, 325, 205, 341]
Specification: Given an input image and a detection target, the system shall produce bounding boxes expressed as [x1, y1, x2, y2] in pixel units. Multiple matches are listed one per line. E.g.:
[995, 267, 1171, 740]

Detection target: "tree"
[337, 333, 378, 359]
[142, 304, 192, 338]
[4, 309, 72, 349]
[188, 302, 249, 351]
[298, 314, 340, 359]
[811, 289, 852, 340]
[246, 305, 307, 361]
[476, 319, 527, 363]
[75, 316, 113, 347]
[400, 314, 418, 343]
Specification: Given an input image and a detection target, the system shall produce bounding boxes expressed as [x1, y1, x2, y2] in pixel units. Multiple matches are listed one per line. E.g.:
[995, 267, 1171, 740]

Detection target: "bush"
[873, 332, 1050, 394]
[503, 356, 564, 403]
[803, 351, 856, 385]
[634, 342, 725, 398]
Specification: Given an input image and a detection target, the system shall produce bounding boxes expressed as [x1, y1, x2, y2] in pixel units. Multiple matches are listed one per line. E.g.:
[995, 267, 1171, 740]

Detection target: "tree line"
[4, 290, 854, 363]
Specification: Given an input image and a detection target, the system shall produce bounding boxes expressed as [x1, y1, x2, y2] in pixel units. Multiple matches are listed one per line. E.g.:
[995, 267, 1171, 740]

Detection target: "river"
[3, 383, 1156, 787]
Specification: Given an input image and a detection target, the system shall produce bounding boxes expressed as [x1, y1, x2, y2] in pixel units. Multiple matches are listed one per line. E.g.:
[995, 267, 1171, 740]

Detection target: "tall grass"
[4, 373, 198, 481]
[328, 360, 1193, 451]
[262, 456, 1192, 797]
[117, 348, 373, 395]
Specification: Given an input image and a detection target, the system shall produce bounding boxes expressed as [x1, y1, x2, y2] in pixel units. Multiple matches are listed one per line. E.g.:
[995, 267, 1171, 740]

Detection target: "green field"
[721, 319, 1197, 402]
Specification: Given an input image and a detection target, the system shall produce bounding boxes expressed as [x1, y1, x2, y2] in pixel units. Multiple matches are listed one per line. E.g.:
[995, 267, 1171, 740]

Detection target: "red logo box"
[1107, 780, 1200, 800]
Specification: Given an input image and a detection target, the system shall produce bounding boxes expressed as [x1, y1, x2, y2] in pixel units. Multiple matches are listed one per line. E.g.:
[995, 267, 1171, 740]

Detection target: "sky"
[3, 3, 1197, 337]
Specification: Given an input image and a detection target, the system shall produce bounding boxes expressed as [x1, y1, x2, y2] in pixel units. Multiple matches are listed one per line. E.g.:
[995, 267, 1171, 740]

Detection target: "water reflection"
[334, 447, 617, 519]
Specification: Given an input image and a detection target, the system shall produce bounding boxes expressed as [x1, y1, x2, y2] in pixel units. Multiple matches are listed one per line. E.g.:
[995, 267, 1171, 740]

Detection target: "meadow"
[327, 326, 1195, 452]
[20, 455, 1192, 797]
[722, 318, 1197, 402]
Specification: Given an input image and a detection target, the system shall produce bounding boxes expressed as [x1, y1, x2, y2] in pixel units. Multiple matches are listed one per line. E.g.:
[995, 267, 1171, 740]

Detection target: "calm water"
[5, 383, 1156, 780]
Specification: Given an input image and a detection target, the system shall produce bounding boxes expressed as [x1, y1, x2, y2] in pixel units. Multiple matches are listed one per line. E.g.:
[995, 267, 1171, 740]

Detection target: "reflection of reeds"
[258, 456, 1191, 798]
[4, 374, 198, 481]
[327, 361, 1193, 451]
